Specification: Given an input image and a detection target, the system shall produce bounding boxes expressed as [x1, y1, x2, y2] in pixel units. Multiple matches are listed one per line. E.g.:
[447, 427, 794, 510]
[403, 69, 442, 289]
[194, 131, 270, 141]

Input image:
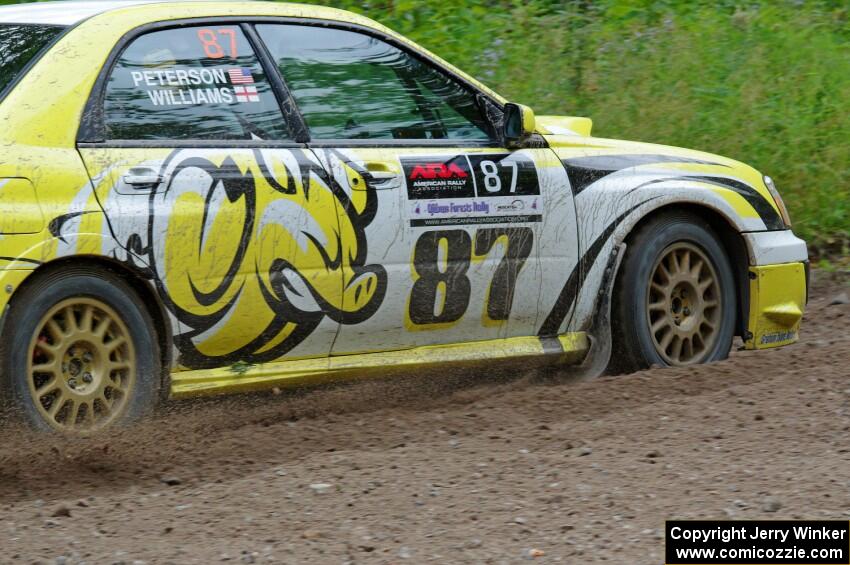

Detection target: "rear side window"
[103, 25, 290, 141]
[0, 24, 64, 95]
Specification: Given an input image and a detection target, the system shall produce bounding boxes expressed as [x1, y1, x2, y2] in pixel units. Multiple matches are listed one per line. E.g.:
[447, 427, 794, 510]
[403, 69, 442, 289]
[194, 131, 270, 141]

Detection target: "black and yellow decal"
[409, 229, 472, 326]
[407, 227, 533, 329]
[561, 154, 784, 230]
[130, 148, 387, 369]
[615, 173, 785, 231]
[561, 154, 725, 195]
[473, 227, 534, 322]
[684, 175, 784, 230]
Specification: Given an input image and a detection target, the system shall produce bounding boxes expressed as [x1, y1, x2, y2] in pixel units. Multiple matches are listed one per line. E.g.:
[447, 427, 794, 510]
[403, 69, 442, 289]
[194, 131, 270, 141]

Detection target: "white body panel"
[316, 147, 579, 354]
[0, 1, 162, 25]
[744, 230, 808, 265]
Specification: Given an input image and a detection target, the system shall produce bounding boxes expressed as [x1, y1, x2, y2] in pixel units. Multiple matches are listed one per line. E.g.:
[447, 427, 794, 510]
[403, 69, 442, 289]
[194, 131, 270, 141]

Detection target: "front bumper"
[743, 230, 808, 265]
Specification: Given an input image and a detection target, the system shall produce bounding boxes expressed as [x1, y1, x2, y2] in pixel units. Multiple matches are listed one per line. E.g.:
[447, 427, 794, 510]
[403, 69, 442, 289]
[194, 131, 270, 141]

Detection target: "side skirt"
[170, 332, 589, 399]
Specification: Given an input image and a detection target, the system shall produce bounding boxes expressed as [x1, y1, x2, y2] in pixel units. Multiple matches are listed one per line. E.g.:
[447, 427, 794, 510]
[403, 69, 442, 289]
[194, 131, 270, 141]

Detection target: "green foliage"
[307, 0, 850, 252]
[1, 0, 847, 252]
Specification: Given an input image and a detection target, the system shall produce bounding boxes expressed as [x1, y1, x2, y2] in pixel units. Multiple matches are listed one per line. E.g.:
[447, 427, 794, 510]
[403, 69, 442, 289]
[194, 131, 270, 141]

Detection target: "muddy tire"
[610, 213, 736, 374]
[0, 266, 161, 434]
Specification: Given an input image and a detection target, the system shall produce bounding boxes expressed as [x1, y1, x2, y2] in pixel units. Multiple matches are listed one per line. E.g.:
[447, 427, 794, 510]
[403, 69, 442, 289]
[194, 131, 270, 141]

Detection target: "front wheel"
[610, 213, 737, 373]
[0, 267, 161, 434]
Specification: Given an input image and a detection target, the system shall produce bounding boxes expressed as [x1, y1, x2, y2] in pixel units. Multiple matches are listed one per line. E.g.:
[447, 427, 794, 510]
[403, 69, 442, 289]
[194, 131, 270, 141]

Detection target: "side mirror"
[503, 102, 536, 148]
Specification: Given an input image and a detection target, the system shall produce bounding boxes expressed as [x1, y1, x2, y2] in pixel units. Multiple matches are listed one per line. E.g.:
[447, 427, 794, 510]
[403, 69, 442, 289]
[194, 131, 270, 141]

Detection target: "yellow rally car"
[0, 1, 808, 433]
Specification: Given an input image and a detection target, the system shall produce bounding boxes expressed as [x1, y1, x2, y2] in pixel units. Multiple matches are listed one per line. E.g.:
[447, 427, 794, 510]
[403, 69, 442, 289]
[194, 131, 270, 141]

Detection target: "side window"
[256, 24, 492, 142]
[103, 25, 290, 141]
[0, 24, 65, 95]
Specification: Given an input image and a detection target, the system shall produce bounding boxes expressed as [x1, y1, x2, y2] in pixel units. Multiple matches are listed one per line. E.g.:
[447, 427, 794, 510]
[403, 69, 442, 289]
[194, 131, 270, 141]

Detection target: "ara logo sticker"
[410, 162, 469, 180]
[402, 157, 475, 200]
[403, 155, 540, 201]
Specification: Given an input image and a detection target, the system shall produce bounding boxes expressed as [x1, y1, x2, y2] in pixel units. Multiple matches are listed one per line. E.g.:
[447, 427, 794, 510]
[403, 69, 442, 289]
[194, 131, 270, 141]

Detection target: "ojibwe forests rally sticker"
[131, 67, 260, 107]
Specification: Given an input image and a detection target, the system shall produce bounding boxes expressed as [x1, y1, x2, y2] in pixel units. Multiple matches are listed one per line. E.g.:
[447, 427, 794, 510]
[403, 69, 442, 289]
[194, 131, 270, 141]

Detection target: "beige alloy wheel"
[27, 297, 136, 433]
[645, 242, 723, 365]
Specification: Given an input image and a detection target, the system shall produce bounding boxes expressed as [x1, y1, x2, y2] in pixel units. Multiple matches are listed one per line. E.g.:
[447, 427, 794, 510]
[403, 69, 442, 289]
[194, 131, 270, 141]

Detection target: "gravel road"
[0, 272, 847, 564]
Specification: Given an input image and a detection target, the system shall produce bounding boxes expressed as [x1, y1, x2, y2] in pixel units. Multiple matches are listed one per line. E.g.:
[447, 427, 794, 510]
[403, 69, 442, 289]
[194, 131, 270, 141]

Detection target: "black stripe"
[538, 200, 656, 336]
[562, 154, 725, 195]
[685, 175, 784, 230]
[48, 211, 97, 243]
[0, 256, 42, 265]
[574, 168, 784, 231]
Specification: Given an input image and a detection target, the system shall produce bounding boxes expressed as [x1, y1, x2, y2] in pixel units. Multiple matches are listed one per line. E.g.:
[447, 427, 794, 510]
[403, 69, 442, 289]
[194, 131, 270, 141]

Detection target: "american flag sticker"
[234, 85, 260, 103]
[228, 68, 255, 85]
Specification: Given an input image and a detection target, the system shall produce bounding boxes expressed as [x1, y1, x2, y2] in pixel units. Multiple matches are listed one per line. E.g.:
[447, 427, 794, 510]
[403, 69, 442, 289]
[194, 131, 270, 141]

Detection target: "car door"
[256, 23, 580, 354]
[77, 22, 371, 371]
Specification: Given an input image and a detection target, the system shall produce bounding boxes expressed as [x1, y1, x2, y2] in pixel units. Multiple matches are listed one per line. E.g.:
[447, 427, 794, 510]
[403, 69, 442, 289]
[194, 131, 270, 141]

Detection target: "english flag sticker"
[234, 85, 260, 103]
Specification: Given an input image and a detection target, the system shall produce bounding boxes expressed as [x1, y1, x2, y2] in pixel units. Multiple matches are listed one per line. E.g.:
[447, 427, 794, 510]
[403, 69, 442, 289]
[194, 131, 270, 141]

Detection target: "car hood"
[535, 115, 594, 137]
[536, 115, 784, 230]
[538, 115, 766, 188]
[535, 112, 748, 170]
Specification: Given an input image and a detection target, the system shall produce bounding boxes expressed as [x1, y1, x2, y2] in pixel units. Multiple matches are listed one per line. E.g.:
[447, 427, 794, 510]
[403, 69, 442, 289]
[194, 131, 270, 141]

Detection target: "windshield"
[0, 24, 65, 95]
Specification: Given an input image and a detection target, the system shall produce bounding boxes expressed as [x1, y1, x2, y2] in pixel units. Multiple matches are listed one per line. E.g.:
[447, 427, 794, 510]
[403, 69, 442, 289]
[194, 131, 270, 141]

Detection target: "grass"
[2, 0, 848, 256]
[314, 1, 850, 257]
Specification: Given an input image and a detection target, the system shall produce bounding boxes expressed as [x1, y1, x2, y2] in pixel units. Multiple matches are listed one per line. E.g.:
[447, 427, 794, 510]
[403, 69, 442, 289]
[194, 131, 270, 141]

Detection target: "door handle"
[344, 161, 401, 191]
[368, 170, 401, 187]
[363, 165, 401, 190]
[122, 167, 163, 190]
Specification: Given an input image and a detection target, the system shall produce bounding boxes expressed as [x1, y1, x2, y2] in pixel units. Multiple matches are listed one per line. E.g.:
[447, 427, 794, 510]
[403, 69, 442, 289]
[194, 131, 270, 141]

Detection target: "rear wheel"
[611, 213, 736, 373]
[1, 267, 160, 434]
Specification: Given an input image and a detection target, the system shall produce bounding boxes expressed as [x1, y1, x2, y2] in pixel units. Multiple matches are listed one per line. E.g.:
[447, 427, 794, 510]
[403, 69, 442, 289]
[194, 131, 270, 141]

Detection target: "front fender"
[543, 140, 787, 336]
[564, 189, 750, 334]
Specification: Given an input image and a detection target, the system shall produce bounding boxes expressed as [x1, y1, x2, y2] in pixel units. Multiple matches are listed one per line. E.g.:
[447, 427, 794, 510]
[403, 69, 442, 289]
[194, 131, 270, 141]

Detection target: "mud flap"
[744, 262, 806, 349]
[557, 242, 625, 381]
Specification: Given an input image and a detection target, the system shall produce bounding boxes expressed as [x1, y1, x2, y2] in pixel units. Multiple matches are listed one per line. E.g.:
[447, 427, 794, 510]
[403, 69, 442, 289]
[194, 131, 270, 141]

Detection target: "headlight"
[763, 175, 792, 228]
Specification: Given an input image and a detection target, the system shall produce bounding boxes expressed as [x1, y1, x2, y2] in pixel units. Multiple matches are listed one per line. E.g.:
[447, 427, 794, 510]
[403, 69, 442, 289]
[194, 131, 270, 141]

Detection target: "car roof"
[0, 1, 205, 26]
[0, 1, 390, 28]
[0, 1, 391, 28]
[0, 0, 506, 109]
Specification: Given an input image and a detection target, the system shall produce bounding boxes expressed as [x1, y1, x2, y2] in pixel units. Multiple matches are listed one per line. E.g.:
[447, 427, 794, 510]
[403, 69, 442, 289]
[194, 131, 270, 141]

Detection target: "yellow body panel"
[171, 331, 589, 398]
[535, 115, 593, 137]
[745, 263, 806, 350]
[0, 179, 43, 234]
[543, 135, 783, 224]
[0, 269, 36, 310]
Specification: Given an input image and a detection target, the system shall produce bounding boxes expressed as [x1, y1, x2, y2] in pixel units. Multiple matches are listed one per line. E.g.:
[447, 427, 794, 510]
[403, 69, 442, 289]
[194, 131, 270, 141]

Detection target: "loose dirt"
[0, 272, 847, 564]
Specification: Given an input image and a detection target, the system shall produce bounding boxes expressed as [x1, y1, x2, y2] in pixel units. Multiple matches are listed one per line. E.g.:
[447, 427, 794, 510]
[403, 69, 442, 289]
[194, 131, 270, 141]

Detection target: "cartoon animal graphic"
[108, 147, 386, 369]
